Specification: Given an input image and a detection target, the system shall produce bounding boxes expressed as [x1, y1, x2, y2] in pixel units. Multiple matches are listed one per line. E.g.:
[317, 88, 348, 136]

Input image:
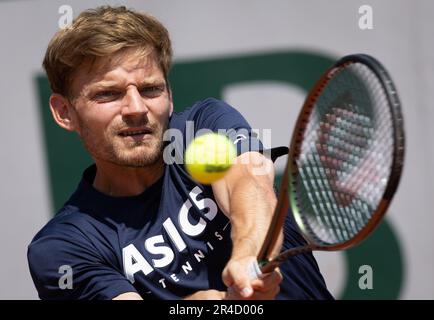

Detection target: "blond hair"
[43, 6, 172, 97]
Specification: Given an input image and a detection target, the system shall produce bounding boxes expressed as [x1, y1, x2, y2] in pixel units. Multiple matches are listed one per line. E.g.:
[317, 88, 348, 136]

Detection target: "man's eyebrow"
[138, 79, 166, 86]
[89, 79, 165, 90]
[88, 82, 120, 90]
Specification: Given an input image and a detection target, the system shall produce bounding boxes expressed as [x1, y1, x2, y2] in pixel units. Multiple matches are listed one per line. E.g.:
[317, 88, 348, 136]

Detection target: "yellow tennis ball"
[185, 133, 237, 184]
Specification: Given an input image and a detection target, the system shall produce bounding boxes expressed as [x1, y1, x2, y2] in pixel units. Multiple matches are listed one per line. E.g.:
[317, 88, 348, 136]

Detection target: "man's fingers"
[231, 274, 254, 298]
[222, 258, 283, 299]
[226, 284, 280, 300]
[251, 269, 283, 292]
[251, 284, 281, 300]
[222, 259, 256, 298]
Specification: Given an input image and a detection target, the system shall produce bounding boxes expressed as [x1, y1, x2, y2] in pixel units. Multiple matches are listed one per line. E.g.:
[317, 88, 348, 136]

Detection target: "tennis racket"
[250, 53, 405, 277]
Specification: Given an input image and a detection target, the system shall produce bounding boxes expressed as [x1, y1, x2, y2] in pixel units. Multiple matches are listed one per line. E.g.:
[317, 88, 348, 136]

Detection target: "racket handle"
[253, 245, 314, 276]
[247, 259, 281, 279]
[260, 259, 282, 274]
[247, 260, 263, 280]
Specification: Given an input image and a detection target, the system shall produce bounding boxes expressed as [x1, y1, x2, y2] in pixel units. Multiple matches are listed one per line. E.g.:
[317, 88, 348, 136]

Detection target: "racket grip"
[260, 245, 314, 274]
[260, 260, 281, 274]
[248, 259, 281, 279]
[247, 260, 263, 280]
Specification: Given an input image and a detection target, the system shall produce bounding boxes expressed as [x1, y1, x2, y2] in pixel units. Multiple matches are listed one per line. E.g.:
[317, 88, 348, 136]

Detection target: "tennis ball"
[185, 133, 237, 184]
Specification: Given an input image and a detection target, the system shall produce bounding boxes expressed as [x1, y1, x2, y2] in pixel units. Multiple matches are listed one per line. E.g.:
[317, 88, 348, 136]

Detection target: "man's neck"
[92, 159, 164, 197]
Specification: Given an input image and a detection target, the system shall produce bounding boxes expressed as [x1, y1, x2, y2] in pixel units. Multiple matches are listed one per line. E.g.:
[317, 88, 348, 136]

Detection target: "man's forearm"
[213, 152, 283, 298]
[212, 152, 278, 259]
[228, 173, 277, 259]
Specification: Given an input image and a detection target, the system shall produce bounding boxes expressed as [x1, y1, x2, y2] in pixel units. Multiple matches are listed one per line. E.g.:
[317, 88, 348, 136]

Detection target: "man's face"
[68, 49, 173, 167]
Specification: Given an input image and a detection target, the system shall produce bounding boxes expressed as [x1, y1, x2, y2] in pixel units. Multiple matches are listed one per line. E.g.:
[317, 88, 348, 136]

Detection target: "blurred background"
[0, 0, 432, 299]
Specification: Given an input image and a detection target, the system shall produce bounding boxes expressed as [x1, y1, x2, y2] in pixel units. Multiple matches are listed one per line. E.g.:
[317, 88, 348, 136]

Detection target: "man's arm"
[212, 151, 283, 299]
[113, 290, 226, 300]
[113, 292, 143, 300]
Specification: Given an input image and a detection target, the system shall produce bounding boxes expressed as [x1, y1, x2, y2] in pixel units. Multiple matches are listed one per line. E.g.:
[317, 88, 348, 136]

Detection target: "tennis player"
[27, 5, 333, 300]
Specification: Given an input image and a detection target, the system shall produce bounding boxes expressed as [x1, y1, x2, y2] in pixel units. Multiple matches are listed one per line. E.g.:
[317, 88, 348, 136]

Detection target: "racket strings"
[294, 62, 394, 246]
[344, 65, 393, 205]
[298, 70, 374, 242]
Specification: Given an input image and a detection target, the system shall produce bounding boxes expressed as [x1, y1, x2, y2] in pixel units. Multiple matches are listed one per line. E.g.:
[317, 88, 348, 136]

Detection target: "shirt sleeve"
[189, 98, 265, 156]
[27, 224, 137, 300]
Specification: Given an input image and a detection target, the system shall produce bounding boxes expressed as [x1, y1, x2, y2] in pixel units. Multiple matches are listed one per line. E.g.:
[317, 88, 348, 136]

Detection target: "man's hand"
[222, 256, 282, 300]
[184, 289, 226, 300]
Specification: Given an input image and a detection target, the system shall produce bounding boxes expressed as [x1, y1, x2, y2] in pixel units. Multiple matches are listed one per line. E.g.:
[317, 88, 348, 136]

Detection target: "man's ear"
[169, 99, 174, 116]
[49, 94, 77, 131]
[168, 88, 174, 116]
[165, 80, 174, 116]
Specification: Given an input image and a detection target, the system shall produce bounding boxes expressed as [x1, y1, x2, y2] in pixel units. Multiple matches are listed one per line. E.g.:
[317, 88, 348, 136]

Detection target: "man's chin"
[112, 149, 163, 168]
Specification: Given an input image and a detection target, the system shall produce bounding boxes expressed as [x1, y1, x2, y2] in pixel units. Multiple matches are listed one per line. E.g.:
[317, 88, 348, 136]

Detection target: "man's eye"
[140, 86, 165, 98]
[94, 91, 120, 100]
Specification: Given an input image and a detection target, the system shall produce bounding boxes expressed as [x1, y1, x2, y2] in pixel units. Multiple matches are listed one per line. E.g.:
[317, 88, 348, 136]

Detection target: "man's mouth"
[118, 127, 153, 140]
[118, 127, 153, 137]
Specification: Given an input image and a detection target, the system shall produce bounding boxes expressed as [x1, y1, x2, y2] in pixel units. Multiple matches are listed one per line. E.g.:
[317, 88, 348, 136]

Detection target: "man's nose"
[121, 87, 148, 117]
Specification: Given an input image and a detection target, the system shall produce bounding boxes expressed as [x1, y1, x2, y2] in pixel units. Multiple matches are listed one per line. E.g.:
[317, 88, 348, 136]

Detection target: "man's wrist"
[231, 236, 259, 259]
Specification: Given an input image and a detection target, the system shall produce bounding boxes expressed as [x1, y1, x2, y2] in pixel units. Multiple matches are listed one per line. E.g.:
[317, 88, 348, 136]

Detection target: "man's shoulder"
[172, 97, 231, 119]
[30, 205, 95, 245]
[170, 98, 240, 132]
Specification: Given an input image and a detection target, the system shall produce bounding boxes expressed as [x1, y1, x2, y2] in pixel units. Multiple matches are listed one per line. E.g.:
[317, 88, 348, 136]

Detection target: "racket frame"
[257, 54, 405, 269]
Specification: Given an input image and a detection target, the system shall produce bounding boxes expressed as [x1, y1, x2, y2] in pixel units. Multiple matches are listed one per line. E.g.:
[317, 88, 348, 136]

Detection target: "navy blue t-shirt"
[28, 98, 333, 300]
